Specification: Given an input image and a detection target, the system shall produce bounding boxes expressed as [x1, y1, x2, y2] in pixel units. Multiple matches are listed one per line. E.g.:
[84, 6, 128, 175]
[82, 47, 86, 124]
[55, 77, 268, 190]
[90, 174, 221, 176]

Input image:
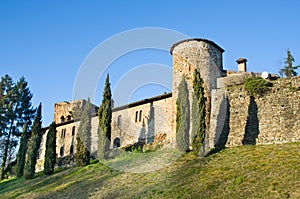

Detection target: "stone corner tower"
[170, 38, 225, 146]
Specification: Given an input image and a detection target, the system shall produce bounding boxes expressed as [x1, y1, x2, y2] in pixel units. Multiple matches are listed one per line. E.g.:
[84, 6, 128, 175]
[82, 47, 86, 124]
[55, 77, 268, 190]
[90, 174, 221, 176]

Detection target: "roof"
[236, 58, 247, 63]
[112, 92, 172, 112]
[170, 38, 225, 54]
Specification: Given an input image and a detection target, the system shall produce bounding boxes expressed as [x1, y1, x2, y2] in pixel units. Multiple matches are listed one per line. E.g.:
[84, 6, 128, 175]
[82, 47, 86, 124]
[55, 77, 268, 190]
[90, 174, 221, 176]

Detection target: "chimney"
[236, 58, 247, 72]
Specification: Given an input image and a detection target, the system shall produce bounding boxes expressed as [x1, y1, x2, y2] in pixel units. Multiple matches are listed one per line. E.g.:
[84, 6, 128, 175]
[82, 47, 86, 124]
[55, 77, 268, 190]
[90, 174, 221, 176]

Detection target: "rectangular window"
[61, 128, 66, 138]
[117, 115, 122, 127]
[135, 111, 138, 123]
[139, 110, 142, 122]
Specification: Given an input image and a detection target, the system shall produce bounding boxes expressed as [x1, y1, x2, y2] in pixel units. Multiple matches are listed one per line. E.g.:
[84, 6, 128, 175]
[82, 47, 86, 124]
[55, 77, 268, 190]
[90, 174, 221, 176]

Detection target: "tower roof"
[170, 38, 225, 54]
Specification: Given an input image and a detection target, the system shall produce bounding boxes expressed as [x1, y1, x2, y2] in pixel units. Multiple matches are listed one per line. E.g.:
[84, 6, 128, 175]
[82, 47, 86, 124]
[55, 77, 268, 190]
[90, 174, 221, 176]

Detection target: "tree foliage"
[75, 99, 91, 166]
[0, 75, 35, 179]
[16, 122, 28, 177]
[192, 69, 206, 155]
[98, 74, 112, 160]
[43, 122, 56, 175]
[279, 49, 300, 78]
[176, 76, 190, 152]
[24, 104, 42, 180]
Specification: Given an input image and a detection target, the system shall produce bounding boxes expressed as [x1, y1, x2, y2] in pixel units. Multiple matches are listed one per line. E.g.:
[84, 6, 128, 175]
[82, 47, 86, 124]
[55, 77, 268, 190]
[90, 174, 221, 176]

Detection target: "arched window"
[61, 128, 66, 138]
[72, 126, 75, 136]
[60, 116, 65, 123]
[67, 115, 71, 121]
[113, 137, 121, 148]
[117, 115, 122, 127]
[70, 145, 74, 155]
[60, 146, 64, 157]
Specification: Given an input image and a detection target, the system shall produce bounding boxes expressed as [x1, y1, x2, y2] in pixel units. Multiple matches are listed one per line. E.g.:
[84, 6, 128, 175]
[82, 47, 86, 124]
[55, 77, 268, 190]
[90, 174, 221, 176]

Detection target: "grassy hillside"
[1, 142, 299, 199]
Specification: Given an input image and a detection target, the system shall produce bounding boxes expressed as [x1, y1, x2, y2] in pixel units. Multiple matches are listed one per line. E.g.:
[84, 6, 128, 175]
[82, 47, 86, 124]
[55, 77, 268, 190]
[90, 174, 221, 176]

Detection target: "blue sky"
[1, 0, 300, 126]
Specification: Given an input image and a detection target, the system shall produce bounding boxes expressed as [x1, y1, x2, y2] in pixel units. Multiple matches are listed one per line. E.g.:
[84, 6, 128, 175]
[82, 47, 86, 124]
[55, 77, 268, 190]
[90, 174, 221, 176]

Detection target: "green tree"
[176, 76, 190, 152]
[16, 122, 29, 177]
[0, 75, 35, 179]
[75, 99, 91, 166]
[24, 104, 42, 180]
[43, 122, 56, 175]
[192, 69, 206, 155]
[98, 74, 112, 160]
[279, 49, 300, 78]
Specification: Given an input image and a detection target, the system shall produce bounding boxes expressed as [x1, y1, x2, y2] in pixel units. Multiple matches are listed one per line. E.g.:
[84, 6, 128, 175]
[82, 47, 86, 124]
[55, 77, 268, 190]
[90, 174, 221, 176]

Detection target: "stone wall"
[218, 77, 300, 147]
[111, 94, 173, 148]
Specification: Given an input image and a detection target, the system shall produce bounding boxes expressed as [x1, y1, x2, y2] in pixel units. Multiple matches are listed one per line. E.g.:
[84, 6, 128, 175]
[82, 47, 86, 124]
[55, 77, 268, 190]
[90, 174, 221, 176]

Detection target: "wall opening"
[135, 111, 138, 122]
[113, 137, 121, 148]
[70, 145, 74, 155]
[60, 116, 65, 123]
[67, 115, 71, 121]
[117, 115, 122, 127]
[72, 126, 75, 136]
[139, 110, 142, 122]
[60, 146, 64, 157]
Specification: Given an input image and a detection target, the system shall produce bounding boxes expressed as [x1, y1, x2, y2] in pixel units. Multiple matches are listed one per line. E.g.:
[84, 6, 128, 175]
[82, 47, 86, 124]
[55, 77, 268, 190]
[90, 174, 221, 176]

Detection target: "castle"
[36, 39, 300, 171]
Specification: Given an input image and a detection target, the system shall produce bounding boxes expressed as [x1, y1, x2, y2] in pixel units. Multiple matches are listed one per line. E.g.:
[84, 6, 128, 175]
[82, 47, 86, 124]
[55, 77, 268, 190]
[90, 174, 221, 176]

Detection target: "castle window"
[113, 137, 121, 148]
[67, 115, 71, 121]
[61, 128, 66, 138]
[60, 116, 65, 123]
[60, 146, 64, 157]
[135, 111, 138, 123]
[117, 115, 122, 127]
[72, 126, 75, 136]
[70, 145, 74, 155]
[139, 110, 142, 122]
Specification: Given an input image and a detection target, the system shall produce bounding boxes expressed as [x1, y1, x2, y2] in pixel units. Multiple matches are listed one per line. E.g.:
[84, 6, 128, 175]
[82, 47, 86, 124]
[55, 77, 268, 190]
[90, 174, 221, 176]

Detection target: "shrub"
[244, 77, 272, 97]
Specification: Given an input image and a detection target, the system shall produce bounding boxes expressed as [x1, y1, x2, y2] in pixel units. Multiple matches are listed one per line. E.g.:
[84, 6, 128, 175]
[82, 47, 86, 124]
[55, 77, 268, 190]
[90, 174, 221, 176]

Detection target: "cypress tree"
[16, 122, 28, 177]
[192, 69, 206, 155]
[75, 99, 91, 166]
[43, 122, 56, 175]
[176, 76, 190, 152]
[98, 74, 112, 160]
[24, 103, 42, 180]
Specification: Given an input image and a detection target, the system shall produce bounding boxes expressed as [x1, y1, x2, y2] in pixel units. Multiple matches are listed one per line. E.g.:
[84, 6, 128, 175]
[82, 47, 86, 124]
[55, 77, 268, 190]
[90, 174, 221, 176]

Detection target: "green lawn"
[1, 142, 299, 199]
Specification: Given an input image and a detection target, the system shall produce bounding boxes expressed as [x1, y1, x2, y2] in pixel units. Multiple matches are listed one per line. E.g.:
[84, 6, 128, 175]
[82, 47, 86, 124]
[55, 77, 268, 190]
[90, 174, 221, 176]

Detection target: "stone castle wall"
[111, 94, 173, 148]
[212, 77, 300, 147]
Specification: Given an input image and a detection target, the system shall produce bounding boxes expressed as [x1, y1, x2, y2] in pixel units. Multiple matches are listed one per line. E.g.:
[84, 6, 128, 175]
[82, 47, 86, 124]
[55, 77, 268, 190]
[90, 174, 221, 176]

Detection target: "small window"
[135, 111, 138, 123]
[117, 115, 122, 127]
[60, 146, 64, 157]
[72, 126, 75, 136]
[139, 110, 142, 122]
[60, 116, 65, 123]
[61, 129, 66, 138]
[70, 145, 74, 155]
[67, 115, 71, 121]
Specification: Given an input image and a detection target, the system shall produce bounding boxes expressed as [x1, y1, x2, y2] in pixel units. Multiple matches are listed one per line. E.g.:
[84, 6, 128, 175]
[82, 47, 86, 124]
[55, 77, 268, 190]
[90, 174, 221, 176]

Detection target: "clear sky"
[1, 0, 300, 126]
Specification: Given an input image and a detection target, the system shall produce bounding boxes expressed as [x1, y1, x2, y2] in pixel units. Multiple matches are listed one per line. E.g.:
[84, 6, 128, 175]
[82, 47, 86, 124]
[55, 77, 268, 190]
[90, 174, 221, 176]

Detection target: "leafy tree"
[75, 99, 91, 166]
[176, 76, 190, 152]
[98, 74, 112, 160]
[192, 69, 206, 155]
[279, 49, 300, 78]
[16, 122, 29, 177]
[43, 122, 56, 175]
[24, 104, 42, 180]
[0, 75, 35, 180]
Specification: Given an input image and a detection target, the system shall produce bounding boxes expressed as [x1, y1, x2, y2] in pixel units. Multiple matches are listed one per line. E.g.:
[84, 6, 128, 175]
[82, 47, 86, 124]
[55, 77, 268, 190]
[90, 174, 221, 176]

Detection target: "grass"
[1, 142, 300, 199]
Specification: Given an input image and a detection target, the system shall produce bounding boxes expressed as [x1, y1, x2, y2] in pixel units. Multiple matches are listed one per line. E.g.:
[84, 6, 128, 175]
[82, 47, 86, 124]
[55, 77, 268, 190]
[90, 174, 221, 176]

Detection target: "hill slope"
[1, 142, 299, 198]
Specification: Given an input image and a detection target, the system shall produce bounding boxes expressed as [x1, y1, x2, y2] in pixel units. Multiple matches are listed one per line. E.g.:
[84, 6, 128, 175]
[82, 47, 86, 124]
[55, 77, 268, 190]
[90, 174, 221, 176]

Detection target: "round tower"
[170, 39, 224, 146]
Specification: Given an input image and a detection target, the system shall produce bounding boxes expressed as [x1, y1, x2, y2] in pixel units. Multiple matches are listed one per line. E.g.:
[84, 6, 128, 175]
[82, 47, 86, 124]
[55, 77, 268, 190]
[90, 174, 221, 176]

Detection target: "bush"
[244, 77, 272, 97]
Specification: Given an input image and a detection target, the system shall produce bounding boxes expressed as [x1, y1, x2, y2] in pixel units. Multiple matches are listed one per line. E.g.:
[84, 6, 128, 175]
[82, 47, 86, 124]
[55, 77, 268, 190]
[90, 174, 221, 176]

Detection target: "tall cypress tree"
[16, 122, 29, 177]
[43, 122, 56, 175]
[75, 99, 91, 166]
[192, 69, 206, 155]
[98, 74, 112, 160]
[24, 103, 42, 180]
[176, 76, 190, 152]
